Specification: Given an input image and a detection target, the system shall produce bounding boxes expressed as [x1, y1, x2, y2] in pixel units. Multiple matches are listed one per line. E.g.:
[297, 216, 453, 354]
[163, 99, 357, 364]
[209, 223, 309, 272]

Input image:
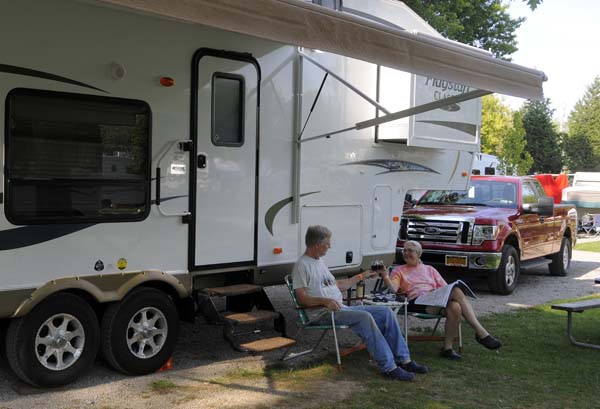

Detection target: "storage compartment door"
[371, 186, 392, 249]
[301, 205, 362, 268]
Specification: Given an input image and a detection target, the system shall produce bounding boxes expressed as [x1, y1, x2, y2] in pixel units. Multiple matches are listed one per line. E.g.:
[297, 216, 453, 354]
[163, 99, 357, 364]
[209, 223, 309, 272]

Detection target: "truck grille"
[400, 219, 470, 244]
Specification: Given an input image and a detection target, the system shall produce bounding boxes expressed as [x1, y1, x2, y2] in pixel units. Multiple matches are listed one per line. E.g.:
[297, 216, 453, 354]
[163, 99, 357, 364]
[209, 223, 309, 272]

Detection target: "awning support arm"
[300, 50, 391, 115]
[299, 72, 328, 139]
[356, 89, 491, 130]
[299, 89, 491, 144]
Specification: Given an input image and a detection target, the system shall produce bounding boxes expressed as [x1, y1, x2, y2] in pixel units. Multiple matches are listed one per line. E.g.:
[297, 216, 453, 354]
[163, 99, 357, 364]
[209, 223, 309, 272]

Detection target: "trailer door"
[191, 49, 260, 270]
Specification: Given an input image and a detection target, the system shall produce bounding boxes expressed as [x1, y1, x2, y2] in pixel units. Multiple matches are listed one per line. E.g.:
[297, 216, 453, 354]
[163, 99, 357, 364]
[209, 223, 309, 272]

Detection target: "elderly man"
[293, 225, 427, 381]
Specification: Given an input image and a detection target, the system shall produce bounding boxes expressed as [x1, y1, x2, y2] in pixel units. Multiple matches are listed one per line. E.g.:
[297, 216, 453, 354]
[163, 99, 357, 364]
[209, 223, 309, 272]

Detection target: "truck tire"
[101, 287, 179, 375]
[548, 237, 571, 276]
[488, 245, 520, 295]
[5, 293, 100, 387]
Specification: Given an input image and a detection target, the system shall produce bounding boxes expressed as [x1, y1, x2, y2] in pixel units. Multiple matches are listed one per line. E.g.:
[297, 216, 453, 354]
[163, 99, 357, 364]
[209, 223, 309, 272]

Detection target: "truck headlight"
[472, 225, 499, 245]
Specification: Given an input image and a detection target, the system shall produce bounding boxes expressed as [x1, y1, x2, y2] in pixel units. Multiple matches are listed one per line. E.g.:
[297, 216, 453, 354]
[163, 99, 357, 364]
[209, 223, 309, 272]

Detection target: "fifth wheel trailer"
[0, 0, 545, 387]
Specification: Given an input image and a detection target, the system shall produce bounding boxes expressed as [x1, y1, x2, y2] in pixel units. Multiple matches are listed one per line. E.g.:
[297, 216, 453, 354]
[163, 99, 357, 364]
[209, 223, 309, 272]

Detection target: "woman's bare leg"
[449, 287, 488, 338]
[440, 301, 461, 350]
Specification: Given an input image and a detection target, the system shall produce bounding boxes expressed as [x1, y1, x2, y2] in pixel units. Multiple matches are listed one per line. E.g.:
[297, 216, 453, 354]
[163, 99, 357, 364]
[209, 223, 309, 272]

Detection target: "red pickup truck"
[397, 176, 578, 294]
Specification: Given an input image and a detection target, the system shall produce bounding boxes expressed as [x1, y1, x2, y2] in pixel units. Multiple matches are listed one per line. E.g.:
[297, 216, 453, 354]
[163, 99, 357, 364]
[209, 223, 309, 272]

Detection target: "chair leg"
[458, 322, 463, 353]
[330, 312, 342, 371]
[431, 318, 441, 335]
[280, 327, 329, 361]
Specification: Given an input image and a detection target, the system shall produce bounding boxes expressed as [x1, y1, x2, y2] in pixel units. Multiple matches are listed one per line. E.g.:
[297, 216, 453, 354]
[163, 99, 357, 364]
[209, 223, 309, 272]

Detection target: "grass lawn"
[575, 239, 600, 253]
[249, 296, 600, 409]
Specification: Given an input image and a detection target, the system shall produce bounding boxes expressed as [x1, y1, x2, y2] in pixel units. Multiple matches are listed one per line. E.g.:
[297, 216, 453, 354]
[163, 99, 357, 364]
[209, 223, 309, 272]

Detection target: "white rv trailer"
[0, 0, 545, 387]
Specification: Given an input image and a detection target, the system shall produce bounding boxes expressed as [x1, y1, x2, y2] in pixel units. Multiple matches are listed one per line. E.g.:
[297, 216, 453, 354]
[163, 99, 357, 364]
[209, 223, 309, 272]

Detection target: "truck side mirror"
[522, 196, 554, 216]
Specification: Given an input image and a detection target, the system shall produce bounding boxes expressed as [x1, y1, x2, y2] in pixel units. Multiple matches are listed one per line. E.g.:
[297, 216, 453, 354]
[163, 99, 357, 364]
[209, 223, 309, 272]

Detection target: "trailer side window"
[211, 73, 244, 147]
[5, 88, 151, 224]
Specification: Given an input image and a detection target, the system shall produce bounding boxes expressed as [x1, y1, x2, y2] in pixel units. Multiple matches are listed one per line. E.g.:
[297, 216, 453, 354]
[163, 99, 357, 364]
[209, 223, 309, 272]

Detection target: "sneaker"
[475, 334, 502, 350]
[399, 360, 429, 374]
[440, 348, 462, 361]
[384, 366, 415, 382]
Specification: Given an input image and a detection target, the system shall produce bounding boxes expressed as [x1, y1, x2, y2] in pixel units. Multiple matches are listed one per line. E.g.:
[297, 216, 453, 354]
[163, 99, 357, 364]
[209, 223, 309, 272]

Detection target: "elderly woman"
[380, 240, 501, 360]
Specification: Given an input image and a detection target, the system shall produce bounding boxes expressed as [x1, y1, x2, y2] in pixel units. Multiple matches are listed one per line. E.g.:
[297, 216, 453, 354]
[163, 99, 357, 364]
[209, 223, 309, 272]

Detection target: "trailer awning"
[96, 0, 546, 100]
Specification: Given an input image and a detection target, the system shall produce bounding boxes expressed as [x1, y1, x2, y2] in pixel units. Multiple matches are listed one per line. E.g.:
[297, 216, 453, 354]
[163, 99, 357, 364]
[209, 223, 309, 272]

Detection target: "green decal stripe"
[265, 191, 320, 236]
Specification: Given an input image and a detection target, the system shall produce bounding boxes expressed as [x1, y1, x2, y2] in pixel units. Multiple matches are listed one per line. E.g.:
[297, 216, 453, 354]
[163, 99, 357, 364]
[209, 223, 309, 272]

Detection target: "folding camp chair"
[373, 269, 463, 352]
[280, 274, 350, 369]
[580, 214, 600, 237]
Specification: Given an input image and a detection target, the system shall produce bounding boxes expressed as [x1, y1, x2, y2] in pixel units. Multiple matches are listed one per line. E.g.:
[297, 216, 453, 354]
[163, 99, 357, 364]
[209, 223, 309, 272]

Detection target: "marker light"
[273, 247, 283, 254]
[392, 216, 399, 222]
[160, 77, 175, 87]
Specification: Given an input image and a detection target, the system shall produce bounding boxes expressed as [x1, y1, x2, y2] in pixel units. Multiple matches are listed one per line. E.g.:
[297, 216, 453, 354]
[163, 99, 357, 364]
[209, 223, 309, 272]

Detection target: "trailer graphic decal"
[0, 224, 95, 251]
[415, 120, 477, 137]
[0, 63, 107, 93]
[0, 196, 187, 250]
[265, 191, 320, 235]
[343, 160, 439, 175]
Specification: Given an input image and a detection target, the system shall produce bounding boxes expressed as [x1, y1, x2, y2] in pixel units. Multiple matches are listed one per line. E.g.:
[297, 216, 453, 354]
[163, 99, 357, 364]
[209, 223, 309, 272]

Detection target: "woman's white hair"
[404, 240, 422, 257]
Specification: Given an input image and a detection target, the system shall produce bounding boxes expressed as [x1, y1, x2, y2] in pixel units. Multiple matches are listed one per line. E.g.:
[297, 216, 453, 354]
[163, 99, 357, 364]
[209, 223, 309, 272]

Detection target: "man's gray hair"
[404, 240, 423, 257]
[305, 225, 332, 247]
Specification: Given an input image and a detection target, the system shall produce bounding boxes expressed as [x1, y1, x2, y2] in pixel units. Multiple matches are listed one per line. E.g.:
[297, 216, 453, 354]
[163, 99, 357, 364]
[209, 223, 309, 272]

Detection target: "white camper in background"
[471, 153, 502, 175]
[0, 0, 545, 387]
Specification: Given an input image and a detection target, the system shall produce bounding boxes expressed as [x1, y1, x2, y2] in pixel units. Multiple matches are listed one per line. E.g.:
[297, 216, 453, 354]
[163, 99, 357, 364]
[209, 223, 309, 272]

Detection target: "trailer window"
[5, 88, 151, 224]
[212, 73, 244, 147]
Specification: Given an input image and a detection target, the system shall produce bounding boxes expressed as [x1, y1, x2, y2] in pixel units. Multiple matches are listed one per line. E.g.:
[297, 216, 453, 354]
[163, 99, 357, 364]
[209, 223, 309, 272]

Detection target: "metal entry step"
[240, 337, 296, 353]
[224, 310, 280, 325]
[204, 284, 262, 297]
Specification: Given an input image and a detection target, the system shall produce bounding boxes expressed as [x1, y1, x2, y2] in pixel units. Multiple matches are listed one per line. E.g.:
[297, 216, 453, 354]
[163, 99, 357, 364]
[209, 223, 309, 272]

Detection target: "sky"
[505, 0, 600, 124]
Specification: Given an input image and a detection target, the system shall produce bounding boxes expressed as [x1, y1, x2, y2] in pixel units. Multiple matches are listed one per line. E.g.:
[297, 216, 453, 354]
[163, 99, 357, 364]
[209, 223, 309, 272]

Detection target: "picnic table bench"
[551, 299, 600, 349]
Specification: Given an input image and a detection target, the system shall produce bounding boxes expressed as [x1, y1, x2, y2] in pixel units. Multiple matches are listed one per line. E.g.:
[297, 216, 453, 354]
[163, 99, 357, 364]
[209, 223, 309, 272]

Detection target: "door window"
[521, 182, 538, 205]
[211, 73, 245, 147]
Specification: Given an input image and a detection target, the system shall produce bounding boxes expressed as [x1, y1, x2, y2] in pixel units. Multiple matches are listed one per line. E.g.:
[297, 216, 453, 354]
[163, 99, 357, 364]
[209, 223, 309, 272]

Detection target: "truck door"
[190, 49, 260, 270]
[519, 180, 552, 259]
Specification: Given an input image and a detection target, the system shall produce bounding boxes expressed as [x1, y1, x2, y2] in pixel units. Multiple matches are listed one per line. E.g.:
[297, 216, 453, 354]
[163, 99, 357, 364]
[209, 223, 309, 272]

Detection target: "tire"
[549, 237, 571, 276]
[488, 245, 520, 295]
[5, 293, 100, 387]
[101, 287, 179, 375]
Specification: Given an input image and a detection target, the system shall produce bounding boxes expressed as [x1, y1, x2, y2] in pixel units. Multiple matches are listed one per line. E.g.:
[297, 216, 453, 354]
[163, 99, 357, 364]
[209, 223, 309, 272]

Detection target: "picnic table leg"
[566, 311, 600, 350]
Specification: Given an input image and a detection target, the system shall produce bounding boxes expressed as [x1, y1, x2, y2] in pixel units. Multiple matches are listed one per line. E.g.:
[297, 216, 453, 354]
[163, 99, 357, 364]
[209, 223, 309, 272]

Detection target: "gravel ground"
[1, 240, 599, 409]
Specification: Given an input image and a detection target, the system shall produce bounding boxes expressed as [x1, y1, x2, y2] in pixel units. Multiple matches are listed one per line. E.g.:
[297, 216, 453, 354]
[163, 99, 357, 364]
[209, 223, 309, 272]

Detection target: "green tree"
[480, 95, 512, 153]
[521, 99, 562, 173]
[566, 76, 600, 171]
[562, 133, 595, 172]
[498, 111, 533, 175]
[403, 0, 524, 59]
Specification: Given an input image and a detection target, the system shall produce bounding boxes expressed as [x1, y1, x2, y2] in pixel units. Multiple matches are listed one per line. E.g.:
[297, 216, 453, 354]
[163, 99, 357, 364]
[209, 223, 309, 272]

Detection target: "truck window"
[418, 180, 517, 209]
[521, 182, 539, 205]
[5, 88, 151, 225]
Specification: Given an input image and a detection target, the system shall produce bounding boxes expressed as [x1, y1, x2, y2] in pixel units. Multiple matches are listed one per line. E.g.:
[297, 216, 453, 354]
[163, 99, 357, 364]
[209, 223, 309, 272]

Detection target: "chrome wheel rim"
[562, 242, 570, 268]
[505, 255, 516, 286]
[35, 313, 85, 371]
[126, 307, 168, 359]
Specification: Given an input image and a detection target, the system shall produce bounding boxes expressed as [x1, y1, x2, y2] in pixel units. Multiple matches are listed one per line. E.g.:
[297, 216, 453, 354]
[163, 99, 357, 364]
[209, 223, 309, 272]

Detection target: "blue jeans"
[319, 305, 410, 373]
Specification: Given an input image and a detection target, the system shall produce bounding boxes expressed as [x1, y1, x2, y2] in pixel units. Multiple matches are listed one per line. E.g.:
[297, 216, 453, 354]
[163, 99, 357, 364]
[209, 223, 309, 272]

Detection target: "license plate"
[445, 255, 468, 267]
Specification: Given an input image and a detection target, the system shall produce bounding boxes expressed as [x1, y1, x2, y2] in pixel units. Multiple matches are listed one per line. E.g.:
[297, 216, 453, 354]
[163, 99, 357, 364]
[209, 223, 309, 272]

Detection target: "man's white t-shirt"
[292, 254, 343, 318]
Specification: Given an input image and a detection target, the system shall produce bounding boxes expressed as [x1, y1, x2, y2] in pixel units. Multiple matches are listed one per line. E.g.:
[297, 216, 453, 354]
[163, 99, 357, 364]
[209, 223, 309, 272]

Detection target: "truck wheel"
[5, 293, 100, 387]
[101, 287, 179, 375]
[548, 237, 571, 276]
[488, 245, 519, 295]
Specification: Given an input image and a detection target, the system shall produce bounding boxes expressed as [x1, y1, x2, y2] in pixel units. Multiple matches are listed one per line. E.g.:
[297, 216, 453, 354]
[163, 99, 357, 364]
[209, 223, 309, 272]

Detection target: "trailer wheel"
[5, 293, 100, 387]
[488, 245, 519, 295]
[548, 237, 571, 276]
[101, 287, 179, 375]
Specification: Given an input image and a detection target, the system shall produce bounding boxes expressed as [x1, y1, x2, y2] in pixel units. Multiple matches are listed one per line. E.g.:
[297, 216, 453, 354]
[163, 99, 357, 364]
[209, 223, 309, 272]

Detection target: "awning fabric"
[95, 0, 546, 100]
